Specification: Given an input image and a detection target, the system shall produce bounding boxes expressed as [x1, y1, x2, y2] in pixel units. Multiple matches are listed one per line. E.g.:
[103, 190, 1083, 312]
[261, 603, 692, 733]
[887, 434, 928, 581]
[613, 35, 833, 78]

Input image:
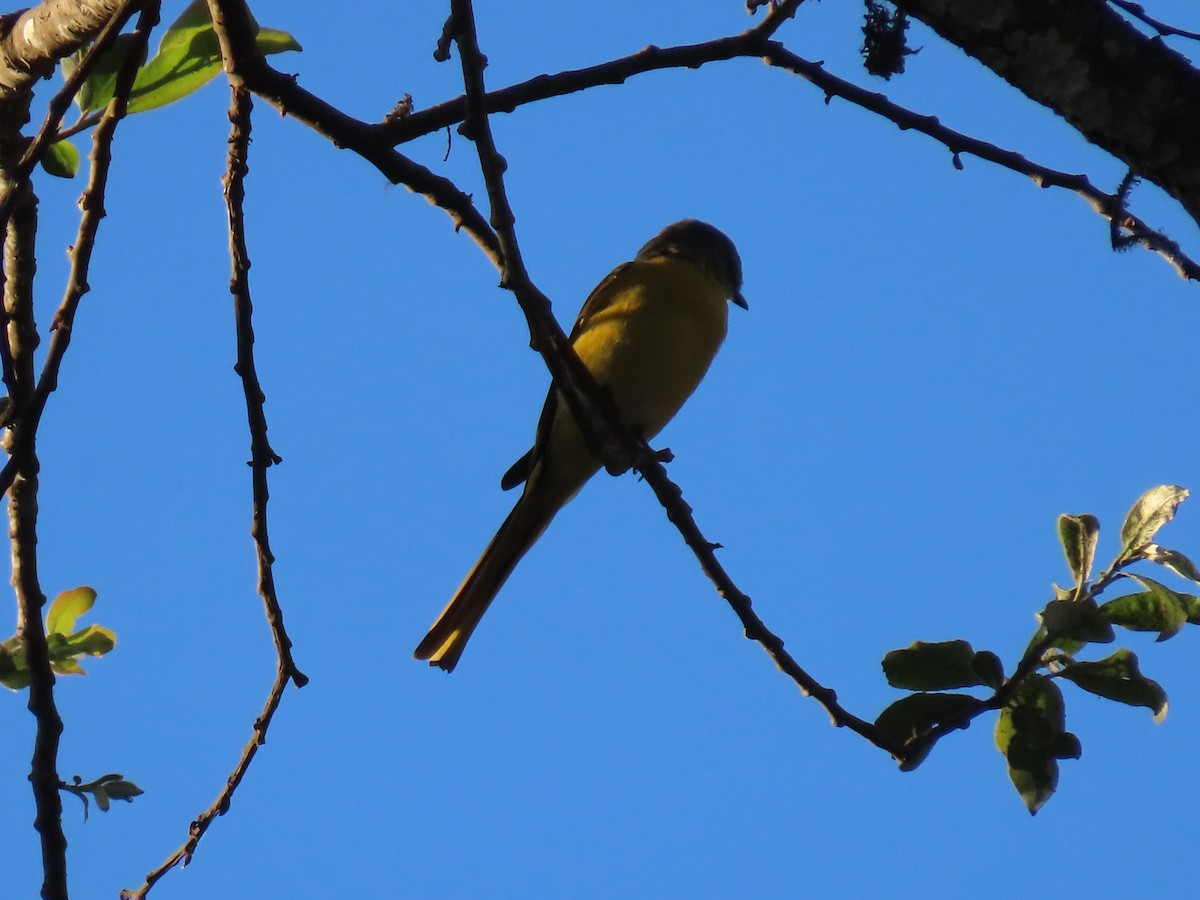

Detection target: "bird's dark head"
[636, 219, 747, 309]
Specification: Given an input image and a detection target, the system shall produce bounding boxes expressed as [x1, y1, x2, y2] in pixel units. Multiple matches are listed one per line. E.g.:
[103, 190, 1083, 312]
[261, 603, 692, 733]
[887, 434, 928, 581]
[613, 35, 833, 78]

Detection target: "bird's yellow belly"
[539, 257, 730, 495]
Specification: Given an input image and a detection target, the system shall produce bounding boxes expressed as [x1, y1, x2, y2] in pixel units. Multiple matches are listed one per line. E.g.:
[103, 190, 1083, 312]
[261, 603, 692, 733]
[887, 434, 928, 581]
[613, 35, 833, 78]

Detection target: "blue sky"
[4, 1, 1200, 897]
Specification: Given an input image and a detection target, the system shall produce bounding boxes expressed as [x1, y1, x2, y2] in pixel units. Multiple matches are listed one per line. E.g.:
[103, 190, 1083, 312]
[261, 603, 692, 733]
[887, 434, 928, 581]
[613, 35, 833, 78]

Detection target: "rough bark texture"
[898, 0, 1200, 226]
[0, 0, 123, 147]
[0, 0, 124, 89]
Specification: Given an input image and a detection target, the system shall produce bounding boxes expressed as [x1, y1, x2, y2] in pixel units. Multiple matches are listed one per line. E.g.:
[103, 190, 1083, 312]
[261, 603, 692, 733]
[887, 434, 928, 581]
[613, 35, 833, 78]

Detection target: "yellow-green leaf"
[1120, 485, 1188, 558]
[1144, 544, 1200, 583]
[125, 1, 301, 114]
[1101, 576, 1188, 642]
[1057, 648, 1168, 722]
[46, 586, 97, 636]
[1057, 513, 1099, 587]
[41, 140, 80, 178]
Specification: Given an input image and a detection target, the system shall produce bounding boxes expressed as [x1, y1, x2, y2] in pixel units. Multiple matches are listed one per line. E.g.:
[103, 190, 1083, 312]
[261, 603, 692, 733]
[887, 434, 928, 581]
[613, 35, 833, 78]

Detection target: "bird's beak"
[732, 291, 748, 310]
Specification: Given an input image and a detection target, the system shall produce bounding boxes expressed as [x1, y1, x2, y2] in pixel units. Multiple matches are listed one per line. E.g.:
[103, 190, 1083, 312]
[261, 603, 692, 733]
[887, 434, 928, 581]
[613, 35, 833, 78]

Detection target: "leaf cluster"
[876, 485, 1196, 813]
[63, 773, 144, 821]
[43, 1, 300, 178]
[0, 586, 115, 690]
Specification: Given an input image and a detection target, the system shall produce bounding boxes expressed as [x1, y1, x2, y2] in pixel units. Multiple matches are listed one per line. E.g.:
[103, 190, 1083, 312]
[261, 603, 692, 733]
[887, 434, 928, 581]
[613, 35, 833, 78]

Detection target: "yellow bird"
[415, 219, 747, 671]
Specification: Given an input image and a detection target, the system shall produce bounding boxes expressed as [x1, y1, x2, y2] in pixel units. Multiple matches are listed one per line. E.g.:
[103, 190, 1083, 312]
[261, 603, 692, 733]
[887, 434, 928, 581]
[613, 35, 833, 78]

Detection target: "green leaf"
[1100, 576, 1188, 641]
[33, 587, 116, 681]
[1044, 634, 1087, 657]
[46, 586, 97, 636]
[41, 140, 80, 178]
[61, 624, 116, 658]
[1144, 544, 1200, 583]
[882, 640, 988, 690]
[995, 676, 1067, 814]
[51, 657, 86, 676]
[1040, 596, 1115, 645]
[0, 636, 29, 690]
[1177, 593, 1200, 625]
[1057, 648, 1167, 721]
[1050, 731, 1082, 760]
[1051, 584, 1075, 602]
[1119, 485, 1188, 559]
[104, 779, 144, 802]
[971, 650, 1005, 690]
[1003, 732, 1059, 815]
[124, 1, 301, 114]
[1058, 513, 1099, 586]
[70, 33, 149, 112]
[875, 692, 983, 769]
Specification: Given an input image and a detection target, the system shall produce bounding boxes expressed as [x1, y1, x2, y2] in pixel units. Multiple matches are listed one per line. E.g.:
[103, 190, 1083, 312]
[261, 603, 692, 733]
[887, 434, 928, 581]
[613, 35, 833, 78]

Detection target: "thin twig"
[121, 668, 293, 899]
[761, 44, 1200, 280]
[638, 461, 906, 755]
[51, 110, 104, 143]
[1108, 0, 1200, 42]
[123, 3, 308, 894]
[386, 0, 803, 144]
[449, 0, 630, 477]
[2, 6, 158, 896]
[0, 1, 161, 502]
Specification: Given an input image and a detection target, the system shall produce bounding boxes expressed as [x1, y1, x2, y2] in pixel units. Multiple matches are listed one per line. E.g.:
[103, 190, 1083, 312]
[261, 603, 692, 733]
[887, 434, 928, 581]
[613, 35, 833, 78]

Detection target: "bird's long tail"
[414, 491, 557, 672]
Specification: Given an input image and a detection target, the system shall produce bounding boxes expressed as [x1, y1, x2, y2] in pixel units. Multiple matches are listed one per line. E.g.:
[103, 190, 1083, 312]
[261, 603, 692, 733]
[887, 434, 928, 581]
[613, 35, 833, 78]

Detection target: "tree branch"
[388, 0, 802, 144]
[447, 0, 626, 478]
[896, 0, 1200, 226]
[123, 3, 309, 894]
[0, 0, 129, 91]
[1109, 0, 1200, 42]
[442, 0, 907, 755]
[0, 0, 156, 512]
[761, 44, 1200, 281]
[182, 5, 500, 267]
[0, 5, 157, 896]
[4, 190, 66, 900]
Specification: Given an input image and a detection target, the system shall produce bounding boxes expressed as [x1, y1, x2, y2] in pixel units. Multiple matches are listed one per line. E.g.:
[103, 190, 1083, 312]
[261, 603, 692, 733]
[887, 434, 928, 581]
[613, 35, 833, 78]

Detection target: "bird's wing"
[498, 261, 633, 491]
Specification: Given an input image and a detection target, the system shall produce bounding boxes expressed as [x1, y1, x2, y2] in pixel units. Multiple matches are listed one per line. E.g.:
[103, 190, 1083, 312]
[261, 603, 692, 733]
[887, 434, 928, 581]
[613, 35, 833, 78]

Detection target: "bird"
[414, 219, 747, 671]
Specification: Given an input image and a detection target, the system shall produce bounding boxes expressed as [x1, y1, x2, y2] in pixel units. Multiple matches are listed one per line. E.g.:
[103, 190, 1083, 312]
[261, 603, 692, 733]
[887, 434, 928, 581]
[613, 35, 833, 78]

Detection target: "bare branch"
[122, 669, 293, 899]
[639, 458, 907, 757]
[1109, 0, 1200, 42]
[184, 0, 500, 266]
[0, 5, 158, 897]
[442, 0, 906, 752]
[0, 0, 156, 511]
[386, 21, 1200, 282]
[448, 0, 626, 475]
[4, 195, 66, 900]
[386, 0, 803, 144]
[762, 45, 1200, 280]
[122, 3, 308, 893]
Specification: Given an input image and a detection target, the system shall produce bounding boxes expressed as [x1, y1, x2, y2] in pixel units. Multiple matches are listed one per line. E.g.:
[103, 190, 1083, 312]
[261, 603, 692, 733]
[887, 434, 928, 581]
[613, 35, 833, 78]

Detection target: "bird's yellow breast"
[535, 255, 731, 498]
[574, 256, 730, 433]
